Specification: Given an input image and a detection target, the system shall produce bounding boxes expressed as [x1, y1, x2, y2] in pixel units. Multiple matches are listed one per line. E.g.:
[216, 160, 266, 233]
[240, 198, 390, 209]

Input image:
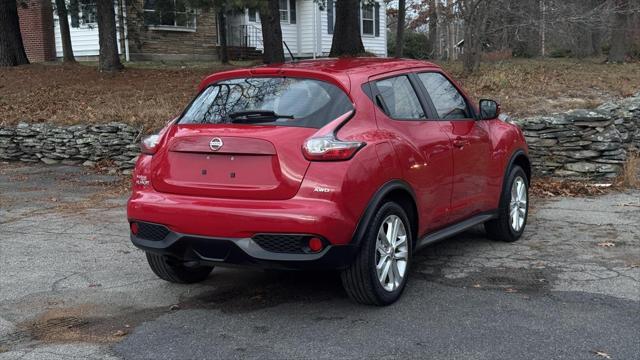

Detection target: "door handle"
[452, 137, 469, 148]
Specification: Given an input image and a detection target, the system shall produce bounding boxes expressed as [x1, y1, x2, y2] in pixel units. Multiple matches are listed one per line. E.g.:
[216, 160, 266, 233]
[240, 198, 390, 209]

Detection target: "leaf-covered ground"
[0, 58, 638, 131]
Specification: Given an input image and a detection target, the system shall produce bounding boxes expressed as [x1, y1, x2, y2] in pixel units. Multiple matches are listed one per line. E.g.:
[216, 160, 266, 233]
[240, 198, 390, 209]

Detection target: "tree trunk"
[55, 0, 76, 63]
[461, 0, 488, 74]
[608, 0, 628, 63]
[0, 0, 30, 66]
[260, 0, 284, 64]
[395, 0, 406, 57]
[96, 0, 123, 71]
[329, 0, 365, 57]
[427, 0, 438, 58]
[218, 10, 229, 64]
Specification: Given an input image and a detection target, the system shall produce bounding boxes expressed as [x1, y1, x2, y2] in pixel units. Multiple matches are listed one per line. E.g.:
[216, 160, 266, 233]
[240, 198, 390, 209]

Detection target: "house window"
[279, 0, 289, 22]
[248, 8, 257, 22]
[143, 0, 196, 30]
[361, 4, 374, 36]
[68, 0, 97, 28]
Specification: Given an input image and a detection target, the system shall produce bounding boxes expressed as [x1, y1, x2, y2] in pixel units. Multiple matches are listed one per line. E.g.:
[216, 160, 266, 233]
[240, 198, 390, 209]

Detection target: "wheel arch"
[351, 180, 419, 249]
[498, 149, 531, 209]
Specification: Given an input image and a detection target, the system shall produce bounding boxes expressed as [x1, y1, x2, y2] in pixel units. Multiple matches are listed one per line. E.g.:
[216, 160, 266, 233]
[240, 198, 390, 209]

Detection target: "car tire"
[341, 201, 412, 306]
[485, 165, 529, 242]
[146, 252, 214, 284]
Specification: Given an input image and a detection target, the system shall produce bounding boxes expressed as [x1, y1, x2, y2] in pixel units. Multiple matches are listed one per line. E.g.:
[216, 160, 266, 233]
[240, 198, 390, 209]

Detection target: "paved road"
[0, 164, 638, 360]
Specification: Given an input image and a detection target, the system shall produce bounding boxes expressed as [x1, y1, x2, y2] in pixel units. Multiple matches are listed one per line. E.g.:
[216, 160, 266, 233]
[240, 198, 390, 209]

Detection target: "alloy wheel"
[509, 176, 527, 232]
[375, 215, 409, 292]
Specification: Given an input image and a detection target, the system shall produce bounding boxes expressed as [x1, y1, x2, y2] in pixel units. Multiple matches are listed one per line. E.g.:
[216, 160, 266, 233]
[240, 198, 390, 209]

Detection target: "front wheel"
[485, 165, 529, 242]
[146, 252, 214, 283]
[341, 202, 412, 306]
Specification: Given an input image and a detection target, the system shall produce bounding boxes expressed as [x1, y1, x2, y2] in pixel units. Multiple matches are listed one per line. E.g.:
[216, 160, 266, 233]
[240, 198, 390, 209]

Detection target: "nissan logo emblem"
[209, 137, 223, 151]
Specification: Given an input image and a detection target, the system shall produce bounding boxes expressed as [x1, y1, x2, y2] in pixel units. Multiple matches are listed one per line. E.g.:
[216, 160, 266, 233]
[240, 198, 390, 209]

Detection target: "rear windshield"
[179, 77, 353, 128]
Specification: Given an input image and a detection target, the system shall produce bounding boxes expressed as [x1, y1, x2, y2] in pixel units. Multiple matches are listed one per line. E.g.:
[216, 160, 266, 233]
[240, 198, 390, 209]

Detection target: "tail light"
[302, 135, 365, 161]
[140, 134, 161, 155]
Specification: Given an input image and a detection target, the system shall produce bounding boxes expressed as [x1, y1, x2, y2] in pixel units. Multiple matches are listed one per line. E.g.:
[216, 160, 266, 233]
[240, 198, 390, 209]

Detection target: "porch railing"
[227, 24, 262, 49]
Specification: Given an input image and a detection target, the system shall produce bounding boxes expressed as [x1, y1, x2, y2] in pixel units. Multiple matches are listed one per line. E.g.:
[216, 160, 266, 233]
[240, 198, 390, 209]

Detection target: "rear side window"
[375, 76, 424, 120]
[179, 77, 353, 128]
[417, 72, 471, 119]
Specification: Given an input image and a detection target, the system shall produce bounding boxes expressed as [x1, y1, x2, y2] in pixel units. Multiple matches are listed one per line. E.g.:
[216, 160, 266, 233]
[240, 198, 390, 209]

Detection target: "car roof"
[199, 58, 441, 94]
[258, 57, 440, 76]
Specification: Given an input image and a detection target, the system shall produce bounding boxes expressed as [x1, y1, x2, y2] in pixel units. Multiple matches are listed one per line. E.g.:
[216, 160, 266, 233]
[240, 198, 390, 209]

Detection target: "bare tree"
[608, 0, 630, 62]
[330, 0, 365, 56]
[0, 0, 29, 66]
[97, 0, 123, 71]
[427, 0, 438, 57]
[395, 0, 407, 57]
[460, 0, 492, 74]
[55, 0, 76, 63]
[217, 9, 229, 64]
[260, 0, 285, 64]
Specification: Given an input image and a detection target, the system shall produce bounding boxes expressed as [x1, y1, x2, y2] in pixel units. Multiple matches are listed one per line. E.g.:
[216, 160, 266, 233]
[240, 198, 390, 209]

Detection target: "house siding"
[318, 1, 386, 57]
[240, 12, 299, 55]
[232, 0, 386, 58]
[51, 1, 121, 58]
[126, 0, 219, 61]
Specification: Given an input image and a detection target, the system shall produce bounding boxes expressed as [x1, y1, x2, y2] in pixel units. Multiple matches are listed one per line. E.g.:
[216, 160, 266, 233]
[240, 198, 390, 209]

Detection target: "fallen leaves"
[531, 178, 617, 198]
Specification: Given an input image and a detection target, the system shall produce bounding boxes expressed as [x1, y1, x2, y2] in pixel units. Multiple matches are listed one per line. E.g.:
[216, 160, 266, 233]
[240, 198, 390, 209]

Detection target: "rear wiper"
[228, 110, 295, 123]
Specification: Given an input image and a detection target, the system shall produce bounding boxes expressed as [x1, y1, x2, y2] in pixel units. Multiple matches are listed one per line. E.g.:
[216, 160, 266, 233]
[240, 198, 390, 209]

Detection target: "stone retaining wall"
[1, 93, 639, 179]
[510, 93, 640, 178]
[0, 122, 141, 173]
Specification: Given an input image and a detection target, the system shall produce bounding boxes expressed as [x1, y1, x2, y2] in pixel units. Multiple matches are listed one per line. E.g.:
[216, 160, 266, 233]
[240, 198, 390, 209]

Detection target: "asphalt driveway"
[0, 163, 638, 359]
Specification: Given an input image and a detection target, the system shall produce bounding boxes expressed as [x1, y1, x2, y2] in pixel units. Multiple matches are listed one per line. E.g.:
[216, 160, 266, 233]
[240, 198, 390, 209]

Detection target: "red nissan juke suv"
[127, 58, 530, 305]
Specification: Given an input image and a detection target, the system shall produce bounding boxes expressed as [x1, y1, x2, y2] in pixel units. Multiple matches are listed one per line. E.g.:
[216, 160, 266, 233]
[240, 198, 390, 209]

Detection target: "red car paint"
[127, 58, 528, 252]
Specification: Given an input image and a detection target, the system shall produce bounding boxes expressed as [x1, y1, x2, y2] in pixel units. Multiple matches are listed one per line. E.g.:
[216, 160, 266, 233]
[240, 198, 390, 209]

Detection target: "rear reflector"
[302, 135, 365, 161]
[308, 237, 324, 252]
[130, 222, 139, 235]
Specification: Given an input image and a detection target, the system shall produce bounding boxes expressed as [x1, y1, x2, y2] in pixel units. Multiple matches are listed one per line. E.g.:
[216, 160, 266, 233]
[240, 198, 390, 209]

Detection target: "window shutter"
[374, 2, 380, 37]
[327, 0, 333, 34]
[289, 0, 296, 23]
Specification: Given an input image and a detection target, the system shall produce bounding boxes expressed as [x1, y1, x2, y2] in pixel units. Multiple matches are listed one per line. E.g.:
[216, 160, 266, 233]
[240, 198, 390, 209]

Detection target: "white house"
[227, 0, 387, 58]
[40, 0, 385, 61]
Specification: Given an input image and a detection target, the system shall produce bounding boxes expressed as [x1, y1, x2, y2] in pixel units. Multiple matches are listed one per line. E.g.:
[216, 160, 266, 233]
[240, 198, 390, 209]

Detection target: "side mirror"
[479, 99, 500, 120]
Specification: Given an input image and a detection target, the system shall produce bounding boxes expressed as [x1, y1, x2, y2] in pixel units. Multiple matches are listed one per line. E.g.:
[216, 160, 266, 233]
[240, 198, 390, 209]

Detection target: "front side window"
[375, 76, 424, 120]
[361, 4, 374, 36]
[279, 0, 289, 22]
[143, 0, 196, 29]
[418, 72, 471, 119]
[180, 77, 353, 128]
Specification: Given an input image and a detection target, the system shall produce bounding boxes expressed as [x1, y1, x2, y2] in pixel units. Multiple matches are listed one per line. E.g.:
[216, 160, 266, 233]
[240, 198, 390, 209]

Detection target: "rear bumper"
[127, 187, 363, 269]
[127, 188, 359, 245]
[130, 224, 358, 270]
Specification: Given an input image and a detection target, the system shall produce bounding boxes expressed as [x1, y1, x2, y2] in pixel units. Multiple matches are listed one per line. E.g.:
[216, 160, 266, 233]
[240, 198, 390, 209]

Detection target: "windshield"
[179, 77, 353, 128]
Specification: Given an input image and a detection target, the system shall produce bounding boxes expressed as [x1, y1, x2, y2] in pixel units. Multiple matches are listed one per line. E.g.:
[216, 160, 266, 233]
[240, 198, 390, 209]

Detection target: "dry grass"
[0, 62, 244, 131]
[440, 57, 640, 117]
[0, 58, 638, 131]
[621, 152, 640, 188]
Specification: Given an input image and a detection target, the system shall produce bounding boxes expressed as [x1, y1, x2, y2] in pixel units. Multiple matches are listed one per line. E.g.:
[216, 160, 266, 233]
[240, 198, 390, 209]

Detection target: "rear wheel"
[485, 165, 529, 242]
[341, 202, 412, 306]
[146, 252, 214, 283]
